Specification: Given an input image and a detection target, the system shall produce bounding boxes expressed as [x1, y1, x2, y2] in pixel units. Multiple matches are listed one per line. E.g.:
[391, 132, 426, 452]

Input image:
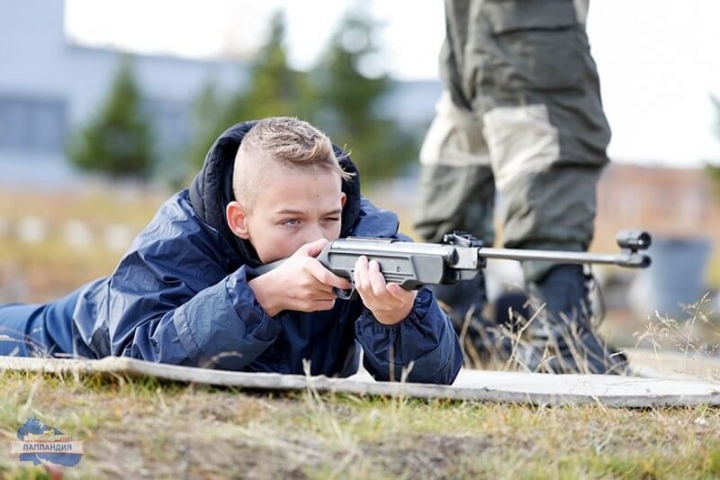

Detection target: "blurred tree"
[66, 54, 155, 179]
[241, 11, 317, 121]
[313, 4, 419, 186]
[186, 11, 317, 173]
[184, 5, 421, 187]
[184, 79, 225, 176]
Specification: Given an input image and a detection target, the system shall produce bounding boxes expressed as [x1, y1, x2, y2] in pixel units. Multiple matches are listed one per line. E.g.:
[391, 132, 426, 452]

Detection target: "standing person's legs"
[472, 0, 628, 373]
[0, 290, 78, 357]
[414, 92, 496, 247]
[414, 91, 512, 362]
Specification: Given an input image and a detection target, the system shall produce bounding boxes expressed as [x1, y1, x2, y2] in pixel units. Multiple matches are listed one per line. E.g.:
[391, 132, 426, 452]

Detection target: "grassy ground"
[0, 184, 168, 303]
[1, 371, 720, 479]
[1, 186, 720, 479]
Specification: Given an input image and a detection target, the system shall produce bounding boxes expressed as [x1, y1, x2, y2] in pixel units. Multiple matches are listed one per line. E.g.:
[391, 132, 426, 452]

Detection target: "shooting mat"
[0, 350, 718, 408]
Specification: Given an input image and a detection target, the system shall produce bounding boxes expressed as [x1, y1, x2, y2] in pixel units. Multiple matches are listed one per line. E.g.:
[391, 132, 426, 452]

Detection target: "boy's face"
[226, 164, 346, 263]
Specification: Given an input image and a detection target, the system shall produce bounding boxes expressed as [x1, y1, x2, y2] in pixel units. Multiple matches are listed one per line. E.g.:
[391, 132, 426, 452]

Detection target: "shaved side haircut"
[233, 117, 354, 210]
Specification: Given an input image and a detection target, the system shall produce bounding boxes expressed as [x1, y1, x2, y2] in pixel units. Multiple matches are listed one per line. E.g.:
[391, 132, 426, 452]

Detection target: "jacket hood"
[188, 120, 362, 268]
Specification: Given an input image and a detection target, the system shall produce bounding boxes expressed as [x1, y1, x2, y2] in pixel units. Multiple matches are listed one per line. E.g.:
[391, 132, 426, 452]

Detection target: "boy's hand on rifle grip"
[353, 255, 417, 326]
[250, 239, 352, 316]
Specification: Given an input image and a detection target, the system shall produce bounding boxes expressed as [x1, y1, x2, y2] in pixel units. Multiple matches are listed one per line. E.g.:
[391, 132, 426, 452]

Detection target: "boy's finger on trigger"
[311, 261, 352, 290]
[312, 289, 337, 302]
[334, 274, 353, 290]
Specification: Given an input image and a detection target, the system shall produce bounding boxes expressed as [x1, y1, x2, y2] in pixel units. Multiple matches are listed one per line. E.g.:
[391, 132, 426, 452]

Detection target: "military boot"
[516, 264, 630, 375]
[432, 273, 513, 365]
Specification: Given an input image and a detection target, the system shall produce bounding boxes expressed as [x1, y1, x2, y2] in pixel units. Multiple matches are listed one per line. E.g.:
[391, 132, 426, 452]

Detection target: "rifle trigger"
[333, 287, 357, 300]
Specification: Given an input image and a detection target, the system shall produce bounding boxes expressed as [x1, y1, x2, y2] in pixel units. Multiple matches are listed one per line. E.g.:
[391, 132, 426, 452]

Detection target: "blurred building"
[0, 0, 443, 188]
[0, 0, 252, 187]
[595, 163, 720, 247]
[594, 163, 720, 319]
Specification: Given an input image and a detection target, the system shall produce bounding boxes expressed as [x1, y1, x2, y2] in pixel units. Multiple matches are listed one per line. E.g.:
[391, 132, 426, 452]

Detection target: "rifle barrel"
[478, 247, 650, 268]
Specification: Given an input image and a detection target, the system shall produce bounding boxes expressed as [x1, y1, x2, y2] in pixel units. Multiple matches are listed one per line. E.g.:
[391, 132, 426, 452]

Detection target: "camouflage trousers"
[414, 0, 610, 283]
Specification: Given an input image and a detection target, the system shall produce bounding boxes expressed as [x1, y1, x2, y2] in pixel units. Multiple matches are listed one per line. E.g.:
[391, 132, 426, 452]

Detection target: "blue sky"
[64, 0, 720, 168]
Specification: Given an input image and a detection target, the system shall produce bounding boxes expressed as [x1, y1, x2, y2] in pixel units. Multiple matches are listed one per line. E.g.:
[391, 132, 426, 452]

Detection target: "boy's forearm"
[109, 270, 281, 369]
[177, 282, 280, 368]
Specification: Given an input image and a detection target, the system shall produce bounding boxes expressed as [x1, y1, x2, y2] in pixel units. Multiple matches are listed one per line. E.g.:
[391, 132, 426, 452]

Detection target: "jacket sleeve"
[355, 287, 463, 385]
[108, 258, 282, 370]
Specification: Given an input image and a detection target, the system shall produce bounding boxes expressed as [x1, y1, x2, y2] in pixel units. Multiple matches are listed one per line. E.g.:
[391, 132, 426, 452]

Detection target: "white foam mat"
[1, 355, 719, 408]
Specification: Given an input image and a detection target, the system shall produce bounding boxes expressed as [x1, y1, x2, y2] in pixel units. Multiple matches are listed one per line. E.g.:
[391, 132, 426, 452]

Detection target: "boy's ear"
[226, 200, 250, 239]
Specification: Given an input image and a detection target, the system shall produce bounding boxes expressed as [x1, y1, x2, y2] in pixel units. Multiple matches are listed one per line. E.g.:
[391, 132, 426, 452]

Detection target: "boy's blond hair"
[233, 117, 353, 210]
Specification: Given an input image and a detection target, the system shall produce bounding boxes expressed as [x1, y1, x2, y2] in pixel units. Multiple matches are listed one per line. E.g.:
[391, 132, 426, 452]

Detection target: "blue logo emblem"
[10, 417, 84, 467]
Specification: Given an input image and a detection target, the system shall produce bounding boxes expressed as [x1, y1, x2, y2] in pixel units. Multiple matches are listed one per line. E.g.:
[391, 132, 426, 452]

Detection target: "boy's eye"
[282, 219, 300, 227]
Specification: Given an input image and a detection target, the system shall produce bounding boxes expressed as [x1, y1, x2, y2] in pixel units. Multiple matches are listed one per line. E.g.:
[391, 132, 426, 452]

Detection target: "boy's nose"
[300, 224, 325, 245]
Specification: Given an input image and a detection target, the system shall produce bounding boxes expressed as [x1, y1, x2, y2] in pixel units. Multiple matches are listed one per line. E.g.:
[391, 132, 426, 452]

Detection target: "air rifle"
[258, 230, 651, 300]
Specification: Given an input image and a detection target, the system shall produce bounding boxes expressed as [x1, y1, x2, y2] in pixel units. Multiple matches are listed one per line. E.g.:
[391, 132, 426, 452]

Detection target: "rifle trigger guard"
[333, 287, 357, 300]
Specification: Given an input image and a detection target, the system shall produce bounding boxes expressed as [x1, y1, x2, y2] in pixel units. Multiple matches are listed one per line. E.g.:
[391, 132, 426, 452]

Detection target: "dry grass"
[1, 370, 720, 479]
[452, 291, 720, 379]
[0, 184, 168, 303]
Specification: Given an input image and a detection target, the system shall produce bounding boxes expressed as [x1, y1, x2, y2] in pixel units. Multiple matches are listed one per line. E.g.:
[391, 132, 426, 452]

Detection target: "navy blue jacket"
[69, 121, 463, 384]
